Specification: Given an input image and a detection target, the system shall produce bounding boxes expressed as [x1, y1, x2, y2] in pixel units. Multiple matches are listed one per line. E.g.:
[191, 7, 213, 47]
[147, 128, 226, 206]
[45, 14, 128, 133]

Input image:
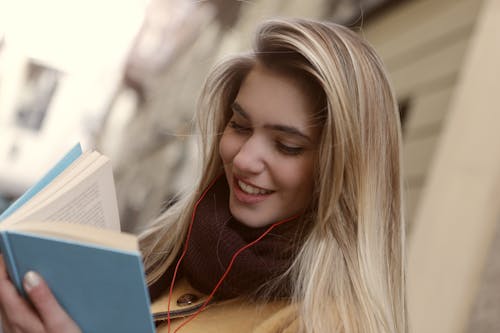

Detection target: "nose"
[232, 135, 266, 175]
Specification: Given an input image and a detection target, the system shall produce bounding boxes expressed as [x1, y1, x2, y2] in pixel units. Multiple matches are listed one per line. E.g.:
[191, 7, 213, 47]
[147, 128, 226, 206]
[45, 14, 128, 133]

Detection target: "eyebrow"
[231, 102, 312, 143]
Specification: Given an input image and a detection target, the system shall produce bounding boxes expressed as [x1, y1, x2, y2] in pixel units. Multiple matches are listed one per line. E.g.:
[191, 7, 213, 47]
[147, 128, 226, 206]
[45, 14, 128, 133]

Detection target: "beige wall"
[407, 0, 500, 331]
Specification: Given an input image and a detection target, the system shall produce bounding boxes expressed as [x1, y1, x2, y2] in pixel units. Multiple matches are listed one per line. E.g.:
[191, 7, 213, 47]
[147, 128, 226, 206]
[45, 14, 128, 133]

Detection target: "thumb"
[23, 271, 81, 333]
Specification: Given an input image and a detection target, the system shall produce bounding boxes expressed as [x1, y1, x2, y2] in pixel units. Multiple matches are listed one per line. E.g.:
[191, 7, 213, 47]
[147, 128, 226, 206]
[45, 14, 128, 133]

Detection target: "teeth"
[238, 180, 270, 195]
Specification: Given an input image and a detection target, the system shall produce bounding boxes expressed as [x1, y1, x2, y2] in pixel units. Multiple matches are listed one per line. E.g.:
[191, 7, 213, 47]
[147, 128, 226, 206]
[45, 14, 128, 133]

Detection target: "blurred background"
[0, 0, 499, 332]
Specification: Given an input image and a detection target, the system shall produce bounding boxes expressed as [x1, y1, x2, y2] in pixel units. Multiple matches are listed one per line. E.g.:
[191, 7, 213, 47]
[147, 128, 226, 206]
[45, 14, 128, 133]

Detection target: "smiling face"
[219, 64, 321, 228]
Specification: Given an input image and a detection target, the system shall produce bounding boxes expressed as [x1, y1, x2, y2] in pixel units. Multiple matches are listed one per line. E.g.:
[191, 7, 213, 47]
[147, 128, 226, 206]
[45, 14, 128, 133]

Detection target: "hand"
[0, 256, 81, 333]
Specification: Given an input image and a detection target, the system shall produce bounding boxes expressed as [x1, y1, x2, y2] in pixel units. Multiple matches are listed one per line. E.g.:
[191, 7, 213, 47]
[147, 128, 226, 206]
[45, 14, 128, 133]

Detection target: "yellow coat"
[152, 279, 299, 333]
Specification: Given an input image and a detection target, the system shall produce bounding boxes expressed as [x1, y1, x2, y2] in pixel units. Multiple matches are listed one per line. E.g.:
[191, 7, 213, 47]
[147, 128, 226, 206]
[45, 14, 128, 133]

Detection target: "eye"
[276, 142, 304, 156]
[229, 120, 251, 134]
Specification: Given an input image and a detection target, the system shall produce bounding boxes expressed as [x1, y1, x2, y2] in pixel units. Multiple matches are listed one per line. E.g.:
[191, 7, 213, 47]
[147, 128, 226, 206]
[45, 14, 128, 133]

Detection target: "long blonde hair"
[140, 18, 406, 333]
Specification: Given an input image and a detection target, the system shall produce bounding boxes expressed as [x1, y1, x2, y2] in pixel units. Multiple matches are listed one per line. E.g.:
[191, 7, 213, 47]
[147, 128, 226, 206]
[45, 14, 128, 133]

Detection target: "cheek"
[294, 159, 316, 208]
[219, 130, 238, 164]
[275, 154, 315, 195]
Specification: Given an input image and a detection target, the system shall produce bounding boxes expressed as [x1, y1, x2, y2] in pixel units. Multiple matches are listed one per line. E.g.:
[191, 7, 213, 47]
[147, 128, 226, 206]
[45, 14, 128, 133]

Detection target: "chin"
[228, 202, 274, 228]
[231, 212, 272, 228]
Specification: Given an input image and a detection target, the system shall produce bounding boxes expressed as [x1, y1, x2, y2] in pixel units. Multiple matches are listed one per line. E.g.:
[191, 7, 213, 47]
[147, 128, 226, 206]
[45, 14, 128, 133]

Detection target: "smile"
[237, 179, 273, 195]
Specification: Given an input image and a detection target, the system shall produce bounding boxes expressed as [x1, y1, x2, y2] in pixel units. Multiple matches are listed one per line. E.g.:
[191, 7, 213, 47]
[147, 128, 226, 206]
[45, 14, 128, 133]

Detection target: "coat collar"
[152, 278, 299, 333]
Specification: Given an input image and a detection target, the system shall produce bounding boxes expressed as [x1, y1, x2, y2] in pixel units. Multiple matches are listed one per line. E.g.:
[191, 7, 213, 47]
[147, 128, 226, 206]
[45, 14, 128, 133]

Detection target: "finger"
[0, 270, 44, 332]
[24, 271, 81, 332]
[0, 307, 12, 333]
[0, 255, 42, 326]
[1, 317, 12, 333]
[0, 306, 19, 333]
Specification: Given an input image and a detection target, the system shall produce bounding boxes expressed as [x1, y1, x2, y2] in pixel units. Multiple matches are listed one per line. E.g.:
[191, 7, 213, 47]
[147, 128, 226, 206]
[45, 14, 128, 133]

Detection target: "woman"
[0, 18, 406, 333]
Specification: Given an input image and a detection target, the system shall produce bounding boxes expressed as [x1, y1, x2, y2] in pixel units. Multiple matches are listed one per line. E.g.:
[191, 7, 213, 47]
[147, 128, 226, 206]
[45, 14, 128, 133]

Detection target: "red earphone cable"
[166, 177, 219, 333]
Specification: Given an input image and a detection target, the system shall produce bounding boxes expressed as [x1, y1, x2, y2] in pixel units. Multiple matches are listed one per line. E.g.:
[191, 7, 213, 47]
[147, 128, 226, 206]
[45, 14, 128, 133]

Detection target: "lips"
[237, 180, 272, 195]
[232, 177, 273, 204]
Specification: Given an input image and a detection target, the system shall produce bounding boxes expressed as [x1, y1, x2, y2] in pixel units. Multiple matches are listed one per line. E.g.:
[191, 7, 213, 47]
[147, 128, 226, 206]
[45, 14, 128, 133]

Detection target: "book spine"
[0, 232, 25, 296]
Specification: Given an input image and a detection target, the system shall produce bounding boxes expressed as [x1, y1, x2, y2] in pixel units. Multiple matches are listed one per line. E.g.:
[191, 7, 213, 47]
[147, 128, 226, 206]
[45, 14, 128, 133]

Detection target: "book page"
[44, 180, 108, 227]
[3, 151, 99, 224]
[5, 156, 120, 230]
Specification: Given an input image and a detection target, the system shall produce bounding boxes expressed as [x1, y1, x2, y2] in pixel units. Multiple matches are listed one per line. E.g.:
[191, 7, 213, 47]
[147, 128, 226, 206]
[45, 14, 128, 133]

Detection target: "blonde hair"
[140, 18, 406, 333]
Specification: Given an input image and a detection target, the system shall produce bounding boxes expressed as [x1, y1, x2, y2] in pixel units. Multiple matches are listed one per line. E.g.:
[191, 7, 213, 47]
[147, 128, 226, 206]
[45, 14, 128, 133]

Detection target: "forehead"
[235, 65, 319, 132]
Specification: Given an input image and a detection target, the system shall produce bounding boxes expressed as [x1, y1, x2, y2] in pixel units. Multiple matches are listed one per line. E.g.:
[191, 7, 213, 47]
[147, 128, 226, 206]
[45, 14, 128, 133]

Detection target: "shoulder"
[153, 278, 299, 333]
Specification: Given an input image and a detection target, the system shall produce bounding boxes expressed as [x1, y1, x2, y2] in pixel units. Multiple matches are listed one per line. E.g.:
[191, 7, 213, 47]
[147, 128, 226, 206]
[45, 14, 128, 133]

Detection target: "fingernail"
[24, 271, 41, 292]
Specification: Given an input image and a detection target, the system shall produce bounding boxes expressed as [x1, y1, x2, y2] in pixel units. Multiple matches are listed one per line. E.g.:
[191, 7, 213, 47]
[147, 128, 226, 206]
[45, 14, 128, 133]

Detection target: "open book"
[0, 144, 155, 333]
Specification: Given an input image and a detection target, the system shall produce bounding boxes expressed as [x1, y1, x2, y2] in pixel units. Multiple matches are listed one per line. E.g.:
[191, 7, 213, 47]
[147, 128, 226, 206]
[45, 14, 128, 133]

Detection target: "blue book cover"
[0, 143, 83, 221]
[0, 230, 155, 333]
